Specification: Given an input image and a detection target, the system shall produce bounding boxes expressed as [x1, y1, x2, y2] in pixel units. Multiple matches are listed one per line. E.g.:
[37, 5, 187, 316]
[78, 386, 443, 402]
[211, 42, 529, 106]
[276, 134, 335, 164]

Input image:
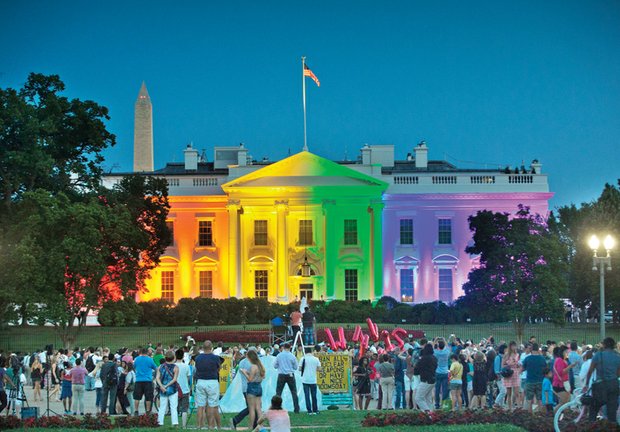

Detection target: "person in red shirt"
[290, 310, 302, 343]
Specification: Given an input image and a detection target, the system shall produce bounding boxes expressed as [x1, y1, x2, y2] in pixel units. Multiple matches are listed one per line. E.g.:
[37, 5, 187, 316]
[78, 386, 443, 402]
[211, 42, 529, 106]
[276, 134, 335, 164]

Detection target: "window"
[438, 269, 453, 302]
[344, 269, 358, 301]
[254, 220, 268, 246]
[400, 219, 413, 245]
[161, 271, 174, 302]
[299, 220, 313, 245]
[299, 283, 313, 300]
[344, 219, 358, 245]
[198, 220, 213, 246]
[199, 271, 213, 298]
[166, 221, 174, 243]
[400, 269, 414, 302]
[438, 219, 452, 245]
[254, 270, 268, 298]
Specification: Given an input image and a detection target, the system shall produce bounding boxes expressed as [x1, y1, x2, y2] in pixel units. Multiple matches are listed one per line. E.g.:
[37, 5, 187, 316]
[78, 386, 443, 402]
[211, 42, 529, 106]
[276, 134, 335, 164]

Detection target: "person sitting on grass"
[253, 395, 290, 432]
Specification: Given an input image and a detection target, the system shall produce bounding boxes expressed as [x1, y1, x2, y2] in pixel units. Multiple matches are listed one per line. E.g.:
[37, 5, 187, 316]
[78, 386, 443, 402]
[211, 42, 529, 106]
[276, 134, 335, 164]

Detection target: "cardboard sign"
[316, 353, 351, 393]
[219, 356, 232, 395]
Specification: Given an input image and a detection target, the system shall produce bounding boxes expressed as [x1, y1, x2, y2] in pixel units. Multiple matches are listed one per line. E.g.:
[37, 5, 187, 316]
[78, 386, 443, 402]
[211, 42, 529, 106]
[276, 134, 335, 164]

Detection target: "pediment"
[222, 151, 388, 191]
[193, 255, 219, 266]
[395, 255, 420, 265]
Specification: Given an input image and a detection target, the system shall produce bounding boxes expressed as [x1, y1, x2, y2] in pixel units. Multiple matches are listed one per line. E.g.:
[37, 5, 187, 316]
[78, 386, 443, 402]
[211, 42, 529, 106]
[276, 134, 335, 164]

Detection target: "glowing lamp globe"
[588, 235, 600, 251]
[603, 235, 615, 251]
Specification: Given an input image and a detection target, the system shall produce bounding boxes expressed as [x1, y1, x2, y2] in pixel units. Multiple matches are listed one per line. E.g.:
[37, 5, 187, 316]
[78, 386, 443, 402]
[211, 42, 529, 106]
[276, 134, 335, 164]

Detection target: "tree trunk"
[19, 303, 29, 327]
[513, 317, 525, 344]
[56, 315, 83, 349]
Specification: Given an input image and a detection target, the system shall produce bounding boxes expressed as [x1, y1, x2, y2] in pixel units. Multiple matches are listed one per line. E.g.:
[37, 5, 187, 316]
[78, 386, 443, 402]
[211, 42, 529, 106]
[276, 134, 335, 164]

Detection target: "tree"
[557, 182, 620, 321]
[463, 205, 569, 342]
[0, 74, 170, 346]
[0, 73, 114, 209]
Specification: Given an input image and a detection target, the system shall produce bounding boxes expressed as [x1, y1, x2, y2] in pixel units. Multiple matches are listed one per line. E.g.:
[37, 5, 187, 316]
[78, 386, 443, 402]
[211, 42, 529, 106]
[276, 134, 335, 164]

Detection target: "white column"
[227, 200, 241, 298]
[275, 200, 289, 301]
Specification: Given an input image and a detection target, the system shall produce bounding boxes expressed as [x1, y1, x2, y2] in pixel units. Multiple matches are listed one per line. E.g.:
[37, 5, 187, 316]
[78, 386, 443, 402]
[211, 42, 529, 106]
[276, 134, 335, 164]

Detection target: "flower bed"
[362, 409, 619, 432]
[0, 413, 158, 430]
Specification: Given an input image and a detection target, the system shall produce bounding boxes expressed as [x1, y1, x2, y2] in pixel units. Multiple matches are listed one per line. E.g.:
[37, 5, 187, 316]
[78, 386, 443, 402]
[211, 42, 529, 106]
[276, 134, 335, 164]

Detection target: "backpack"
[105, 363, 118, 386]
[159, 363, 177, 397]
[85, 356, 95, 373]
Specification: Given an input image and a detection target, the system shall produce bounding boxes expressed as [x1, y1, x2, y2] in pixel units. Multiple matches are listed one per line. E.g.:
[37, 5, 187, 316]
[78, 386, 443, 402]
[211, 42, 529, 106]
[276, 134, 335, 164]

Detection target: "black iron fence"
[1, 322, 618, 352]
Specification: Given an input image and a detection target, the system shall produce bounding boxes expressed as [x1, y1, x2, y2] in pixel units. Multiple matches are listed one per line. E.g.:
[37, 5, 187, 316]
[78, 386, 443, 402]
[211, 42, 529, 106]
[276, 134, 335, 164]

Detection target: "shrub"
[361, 409, 619, 432]
[0, 413, 117, 430]
[98, 296, 485, 327]
[98, 297, 142, 326]
[138, 299, 176, 326]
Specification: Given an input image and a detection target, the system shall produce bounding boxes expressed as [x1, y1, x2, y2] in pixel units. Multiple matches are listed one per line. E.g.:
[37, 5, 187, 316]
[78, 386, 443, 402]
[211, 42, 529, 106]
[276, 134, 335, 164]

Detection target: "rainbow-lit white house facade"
[103, 85, 552, 304]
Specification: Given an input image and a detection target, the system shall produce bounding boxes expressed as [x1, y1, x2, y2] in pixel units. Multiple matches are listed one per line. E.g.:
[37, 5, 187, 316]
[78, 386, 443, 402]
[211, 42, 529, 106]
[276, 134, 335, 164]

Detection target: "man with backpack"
[84, 348, 97, 391]
[99, 349, 118, 415]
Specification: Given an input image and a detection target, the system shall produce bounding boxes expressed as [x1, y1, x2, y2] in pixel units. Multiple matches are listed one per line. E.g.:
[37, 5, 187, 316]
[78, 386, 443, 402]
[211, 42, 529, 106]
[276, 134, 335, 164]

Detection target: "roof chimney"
[237, 143, 248, 166]
[530, 159, 542, 174]
[184, 143, 199, 171]
[414, 141, 428, 169]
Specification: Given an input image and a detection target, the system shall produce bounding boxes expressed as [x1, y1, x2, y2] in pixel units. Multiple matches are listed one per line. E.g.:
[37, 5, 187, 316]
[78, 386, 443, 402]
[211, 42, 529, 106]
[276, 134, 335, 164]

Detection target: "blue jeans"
[434, 373, 449, 408]
[303, 383, 318, 413]
[85, 374, 95, 391]
[303, 327, 314, 345]
[394, 380, 406, 409]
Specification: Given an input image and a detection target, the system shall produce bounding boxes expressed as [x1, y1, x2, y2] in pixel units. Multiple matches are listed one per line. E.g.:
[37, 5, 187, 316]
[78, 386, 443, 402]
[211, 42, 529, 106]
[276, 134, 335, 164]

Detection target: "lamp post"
[588, 234, 615, 340]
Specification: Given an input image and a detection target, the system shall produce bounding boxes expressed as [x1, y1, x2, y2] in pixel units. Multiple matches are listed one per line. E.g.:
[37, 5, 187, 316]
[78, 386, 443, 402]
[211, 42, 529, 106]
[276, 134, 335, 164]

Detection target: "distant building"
[104, 85, 552, 304]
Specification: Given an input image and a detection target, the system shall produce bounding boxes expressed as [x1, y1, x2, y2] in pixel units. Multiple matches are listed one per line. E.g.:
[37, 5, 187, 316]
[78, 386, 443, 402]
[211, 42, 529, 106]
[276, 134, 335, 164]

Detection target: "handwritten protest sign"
[316, 353, 351, 393]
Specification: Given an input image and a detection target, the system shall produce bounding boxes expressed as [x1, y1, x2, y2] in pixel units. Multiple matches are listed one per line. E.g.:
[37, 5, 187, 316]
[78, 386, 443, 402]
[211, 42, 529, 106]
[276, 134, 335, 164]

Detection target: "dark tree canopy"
[557, 181, 620, 319]
[0, 73, 115, 209]
[0, 74, 170, 345]
[463, 205, 569, 341]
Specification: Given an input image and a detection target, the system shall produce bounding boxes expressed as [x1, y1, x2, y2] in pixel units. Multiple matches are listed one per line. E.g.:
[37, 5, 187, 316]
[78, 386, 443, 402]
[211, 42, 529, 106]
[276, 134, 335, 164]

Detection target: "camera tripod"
[42, 361, 60, 417]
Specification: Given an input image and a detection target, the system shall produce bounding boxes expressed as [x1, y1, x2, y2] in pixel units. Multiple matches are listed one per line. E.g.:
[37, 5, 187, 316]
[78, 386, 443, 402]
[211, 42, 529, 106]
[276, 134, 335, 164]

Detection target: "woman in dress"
[31, 357, 43, 402]
[470, 351, 488, 409]
[46, 352, 61, 401]
[60, 362, 73, 414]
[353, 356, 371, 410]
[501, 341, 521, 410]
[241, 350, 265, 431]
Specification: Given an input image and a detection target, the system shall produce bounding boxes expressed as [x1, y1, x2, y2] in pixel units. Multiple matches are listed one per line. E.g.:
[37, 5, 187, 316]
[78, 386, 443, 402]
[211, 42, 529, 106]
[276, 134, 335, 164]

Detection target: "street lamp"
[588, 234, 615, 340]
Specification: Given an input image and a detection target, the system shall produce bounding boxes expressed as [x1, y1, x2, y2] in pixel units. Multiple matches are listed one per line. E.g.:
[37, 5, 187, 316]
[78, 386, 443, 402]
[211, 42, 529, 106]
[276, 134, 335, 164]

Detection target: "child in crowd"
[541, 368, 556, 414]
[60, 362, 73, 414]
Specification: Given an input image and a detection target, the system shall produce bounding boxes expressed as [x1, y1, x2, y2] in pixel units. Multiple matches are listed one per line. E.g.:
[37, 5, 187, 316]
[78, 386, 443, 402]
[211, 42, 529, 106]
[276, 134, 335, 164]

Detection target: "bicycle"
[553, 388, 588, 432]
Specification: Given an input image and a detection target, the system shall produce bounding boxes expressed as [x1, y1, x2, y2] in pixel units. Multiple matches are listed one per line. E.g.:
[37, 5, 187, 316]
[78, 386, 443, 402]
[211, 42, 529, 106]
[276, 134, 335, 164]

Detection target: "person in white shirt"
[300, 346, 322, 415]
[213, 342, 224, 356]
[175, 349, 192, 428]
[579, 350, 596, 388]
[518, 344, 531, 406]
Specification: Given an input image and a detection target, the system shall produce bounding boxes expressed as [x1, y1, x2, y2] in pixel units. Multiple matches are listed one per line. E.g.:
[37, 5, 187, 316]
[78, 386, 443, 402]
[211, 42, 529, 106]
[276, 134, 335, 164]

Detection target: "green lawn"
[1, 322, 618, 352]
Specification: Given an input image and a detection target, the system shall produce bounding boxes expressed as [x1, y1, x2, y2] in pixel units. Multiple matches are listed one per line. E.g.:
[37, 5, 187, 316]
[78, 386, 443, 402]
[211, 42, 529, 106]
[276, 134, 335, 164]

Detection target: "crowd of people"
[0, 330, 619, 429]
[350, 334, 620, 424]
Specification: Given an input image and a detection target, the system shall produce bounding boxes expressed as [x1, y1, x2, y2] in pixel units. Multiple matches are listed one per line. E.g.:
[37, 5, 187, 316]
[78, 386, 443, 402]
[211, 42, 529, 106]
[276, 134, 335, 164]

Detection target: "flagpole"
[302, 56, 308, 152]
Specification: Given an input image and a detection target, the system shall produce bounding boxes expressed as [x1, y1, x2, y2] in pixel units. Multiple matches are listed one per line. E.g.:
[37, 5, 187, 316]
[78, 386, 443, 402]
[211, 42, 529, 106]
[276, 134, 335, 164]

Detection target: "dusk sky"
[2, 0, 619, 209]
